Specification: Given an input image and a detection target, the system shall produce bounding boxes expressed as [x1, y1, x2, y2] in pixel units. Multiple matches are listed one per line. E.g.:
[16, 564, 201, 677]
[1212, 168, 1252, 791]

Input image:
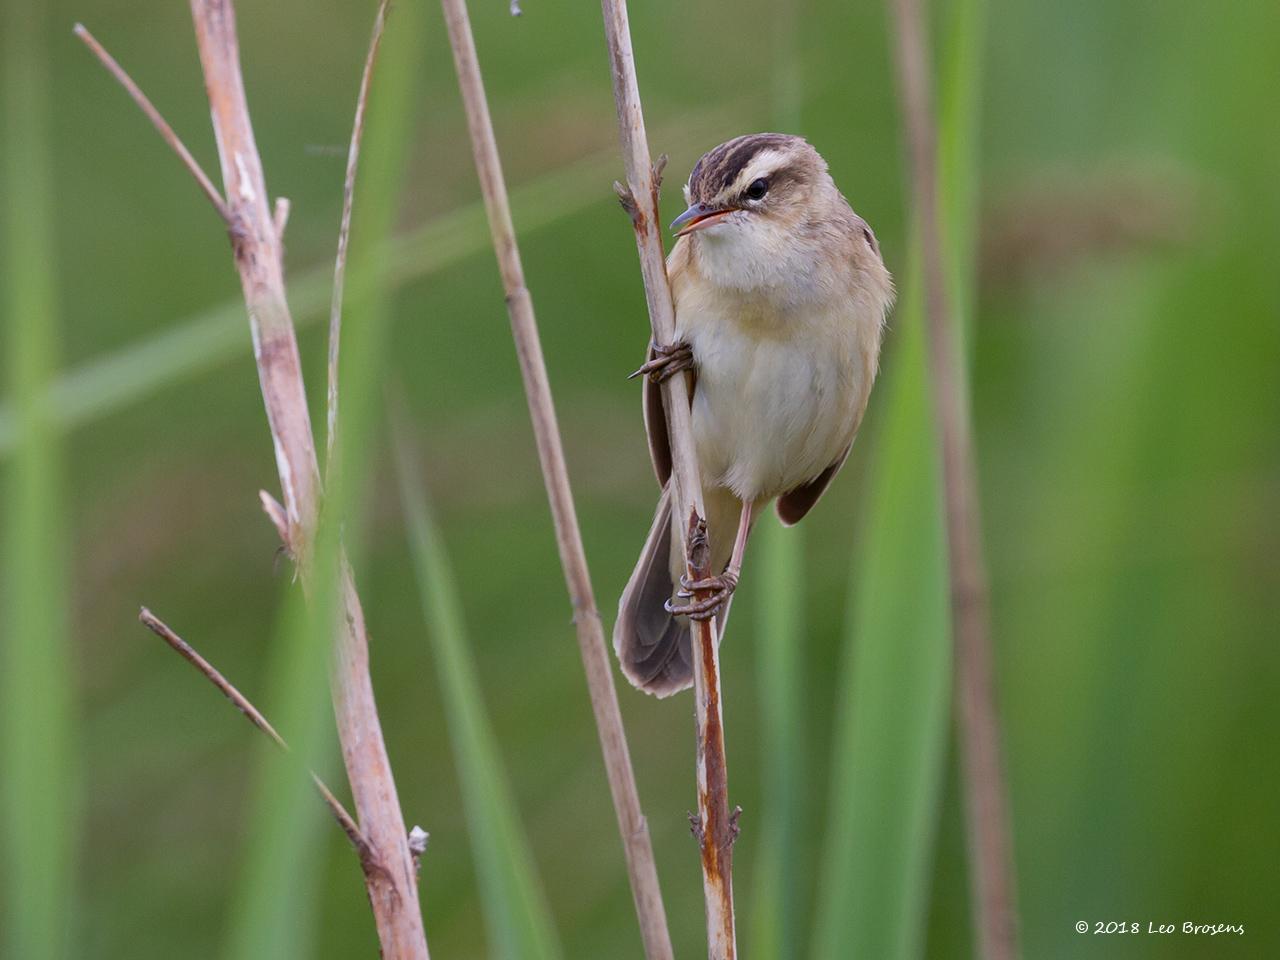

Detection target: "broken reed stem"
[437, 2, 674, 957]
[137, 607, 371, 861]
[78, 8, 430, 957]
[598, 2, 737, 956]
[326, 0, 390, 473]
[886, 1, 1021, 959]
[72, 24, 230, 224]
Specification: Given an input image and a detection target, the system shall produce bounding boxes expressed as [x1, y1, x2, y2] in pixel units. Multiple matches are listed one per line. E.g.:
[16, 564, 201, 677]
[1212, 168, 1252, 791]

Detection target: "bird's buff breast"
[677, 289, 874, 503]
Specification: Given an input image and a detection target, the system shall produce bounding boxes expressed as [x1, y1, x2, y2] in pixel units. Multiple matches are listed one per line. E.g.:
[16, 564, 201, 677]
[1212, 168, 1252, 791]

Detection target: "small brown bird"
[614, 133, 894, 697]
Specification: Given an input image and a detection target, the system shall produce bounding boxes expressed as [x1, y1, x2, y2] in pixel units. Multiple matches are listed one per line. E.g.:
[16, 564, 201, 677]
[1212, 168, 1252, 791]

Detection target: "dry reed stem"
[598, 2, 737, 956]
[438, 2, 674, 956]
[326, 0, 390, 472]
[887, 0, 1021, 958]
[137, 606, 372, 860]
[79, 7, 430, 956]
[186, 1, 427, 946]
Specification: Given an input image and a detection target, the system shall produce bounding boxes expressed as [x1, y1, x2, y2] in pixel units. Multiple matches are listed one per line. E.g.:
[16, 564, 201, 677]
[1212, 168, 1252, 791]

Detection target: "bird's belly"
[687, 322, 862, 502]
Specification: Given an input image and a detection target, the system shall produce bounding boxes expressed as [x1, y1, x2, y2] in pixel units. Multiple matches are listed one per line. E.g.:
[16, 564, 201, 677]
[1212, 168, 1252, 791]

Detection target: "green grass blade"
[223, 4, 423, 957]
[749, 8, 808, 956]
[809, 272, 951, 959]
[222, 587, 337, 960]
[1, 3, 79, 958]
[811, 0, 987, 955]
[938, 0, 988, 349]
[394, 432, 563, 960]
[749, 514, 807, 960]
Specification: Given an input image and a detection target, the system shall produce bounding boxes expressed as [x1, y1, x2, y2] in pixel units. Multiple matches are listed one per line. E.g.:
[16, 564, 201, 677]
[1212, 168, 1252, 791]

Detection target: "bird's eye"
[744, 178, 769, 201]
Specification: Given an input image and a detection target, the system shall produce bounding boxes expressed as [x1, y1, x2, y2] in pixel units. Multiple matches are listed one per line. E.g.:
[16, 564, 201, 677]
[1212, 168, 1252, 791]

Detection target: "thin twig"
[437, 2, 673, 956]
[273, 196, 291, 240]
[137, 606, 370, 858]
[259, 489, 291, 549]
[886, 1, 1021, 958]
[326, 0, 390, 473]
[81, 9, 430, 956]
[597, 2, 737, 956]
[73, 24, 231, 225]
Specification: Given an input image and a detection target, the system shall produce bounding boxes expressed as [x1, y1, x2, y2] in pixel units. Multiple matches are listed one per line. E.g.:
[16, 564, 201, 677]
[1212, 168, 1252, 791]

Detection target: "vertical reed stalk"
[76, 5, 430, 954]
[437, 2, 674, 956]
[187, 3, 428, 953]
[598, 2, 737, 956]
[886, 0, 1020, 957]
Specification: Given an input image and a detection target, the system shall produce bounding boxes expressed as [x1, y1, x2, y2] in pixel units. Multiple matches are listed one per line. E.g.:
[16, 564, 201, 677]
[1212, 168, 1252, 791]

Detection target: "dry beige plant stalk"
[76, 4, 429, 955]
[436, 1, 674, 957]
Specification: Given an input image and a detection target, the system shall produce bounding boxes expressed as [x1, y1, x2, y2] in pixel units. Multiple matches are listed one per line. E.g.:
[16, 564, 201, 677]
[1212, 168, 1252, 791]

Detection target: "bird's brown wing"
[775, 442, 852, 526]
[641, 345, 696, 488]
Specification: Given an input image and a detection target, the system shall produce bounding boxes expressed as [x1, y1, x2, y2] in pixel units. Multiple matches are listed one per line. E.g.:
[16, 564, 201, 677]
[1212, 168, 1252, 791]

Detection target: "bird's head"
[671, 134, 861, 296]
[672, 133, 835, 242]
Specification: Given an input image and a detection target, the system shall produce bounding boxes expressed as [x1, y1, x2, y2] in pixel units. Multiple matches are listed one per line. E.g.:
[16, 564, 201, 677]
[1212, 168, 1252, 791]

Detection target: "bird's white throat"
[691, 215, 828, 306]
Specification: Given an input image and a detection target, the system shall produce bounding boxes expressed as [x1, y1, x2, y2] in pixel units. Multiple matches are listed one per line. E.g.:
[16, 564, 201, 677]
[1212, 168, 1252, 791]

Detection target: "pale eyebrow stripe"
[726, 149, 789, 194]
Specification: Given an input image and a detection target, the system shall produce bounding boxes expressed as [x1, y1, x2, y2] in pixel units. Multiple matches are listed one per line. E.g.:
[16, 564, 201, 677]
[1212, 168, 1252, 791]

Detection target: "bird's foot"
[628, 340, 694, 384]
[665, 570, 738, 621]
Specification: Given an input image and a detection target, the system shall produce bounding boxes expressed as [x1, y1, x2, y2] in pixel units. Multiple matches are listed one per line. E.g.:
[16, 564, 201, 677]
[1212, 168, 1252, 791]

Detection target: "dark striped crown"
[686, 133, 812, 204]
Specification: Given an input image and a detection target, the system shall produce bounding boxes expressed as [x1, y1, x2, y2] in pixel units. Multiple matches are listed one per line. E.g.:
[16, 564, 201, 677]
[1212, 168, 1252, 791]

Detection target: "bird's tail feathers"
[614, 486, 694, 697]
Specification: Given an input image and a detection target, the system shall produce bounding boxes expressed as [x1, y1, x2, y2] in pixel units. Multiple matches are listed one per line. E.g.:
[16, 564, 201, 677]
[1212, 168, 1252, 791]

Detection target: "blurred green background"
[3, 0, 1277, 957]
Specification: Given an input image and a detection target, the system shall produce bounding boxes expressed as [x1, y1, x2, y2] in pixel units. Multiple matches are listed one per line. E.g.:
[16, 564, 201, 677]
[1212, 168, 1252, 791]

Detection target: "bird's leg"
[628, 339, 694, 384]
[667, 499, 754, 621]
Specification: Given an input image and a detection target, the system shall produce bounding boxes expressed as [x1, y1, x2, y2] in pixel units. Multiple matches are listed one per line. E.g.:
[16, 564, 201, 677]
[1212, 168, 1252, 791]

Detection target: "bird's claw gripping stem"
[665, 570, 738, 621]
[628, 340, 694, 384]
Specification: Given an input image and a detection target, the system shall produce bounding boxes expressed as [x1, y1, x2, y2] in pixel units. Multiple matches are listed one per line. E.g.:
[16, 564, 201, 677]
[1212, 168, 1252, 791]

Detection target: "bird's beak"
[670, 202, 735, 237]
